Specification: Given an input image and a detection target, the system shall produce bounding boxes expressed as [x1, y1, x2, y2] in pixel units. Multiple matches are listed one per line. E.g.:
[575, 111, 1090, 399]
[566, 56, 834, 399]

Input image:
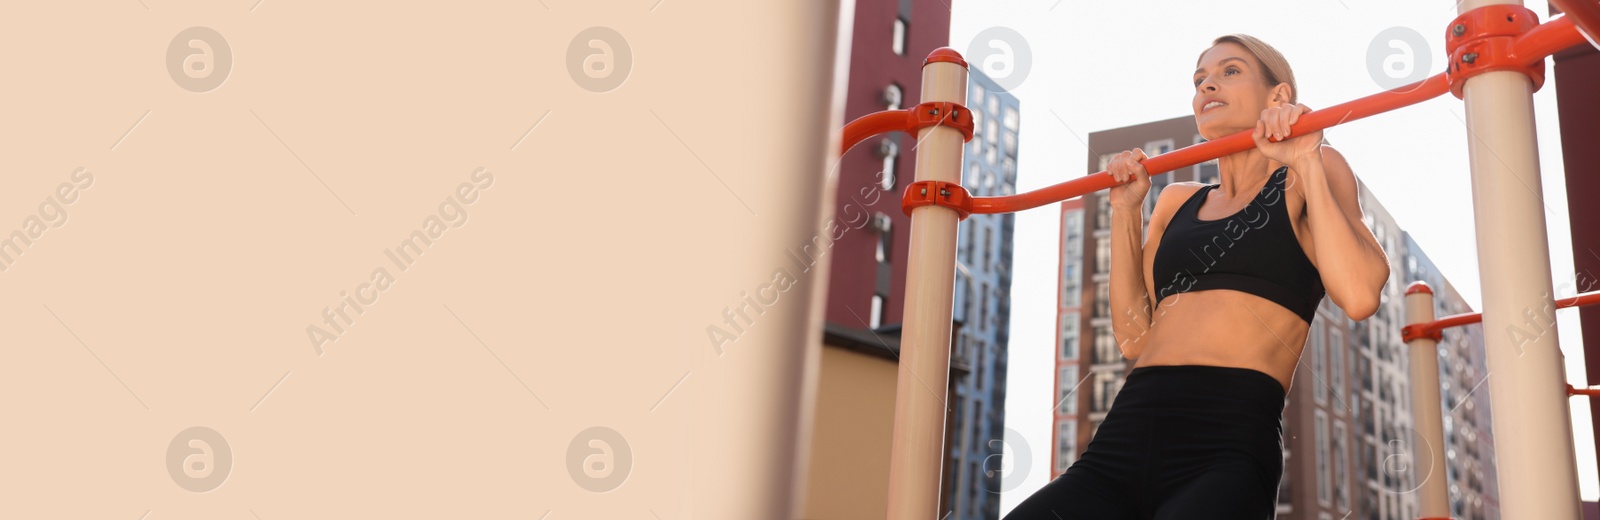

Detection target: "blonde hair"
[1202, 34, 1297, 105]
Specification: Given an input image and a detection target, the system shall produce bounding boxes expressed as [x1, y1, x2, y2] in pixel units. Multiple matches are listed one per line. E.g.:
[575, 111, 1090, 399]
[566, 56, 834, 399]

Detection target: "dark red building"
[823, 0, 952, 332]
[1552, 5, 1600, 483]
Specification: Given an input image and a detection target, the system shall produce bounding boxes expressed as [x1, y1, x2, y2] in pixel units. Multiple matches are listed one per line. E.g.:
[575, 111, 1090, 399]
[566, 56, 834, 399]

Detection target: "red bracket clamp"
[908, 101, 975, 143]
[902, 180, 973, 220]
[1401, 323, 1443, 343]
[1444, 4, 1546, 99]
[840, 101, 973, 155]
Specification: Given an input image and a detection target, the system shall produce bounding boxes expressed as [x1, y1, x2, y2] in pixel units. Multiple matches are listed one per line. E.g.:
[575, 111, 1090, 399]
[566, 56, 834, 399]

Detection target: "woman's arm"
[1109, 201, 1153, 360]
[1105, 149, 1153, 360]
[1289, 146, 1389, 320]
[1256, 104, 1390, 321]
[1109, 181, 1199, 360]
[1103, 149, 1198, 360]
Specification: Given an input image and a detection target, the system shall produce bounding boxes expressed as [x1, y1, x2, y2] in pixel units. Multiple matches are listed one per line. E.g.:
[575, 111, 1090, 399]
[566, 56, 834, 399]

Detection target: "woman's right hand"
[1107, 148, 1151, 212]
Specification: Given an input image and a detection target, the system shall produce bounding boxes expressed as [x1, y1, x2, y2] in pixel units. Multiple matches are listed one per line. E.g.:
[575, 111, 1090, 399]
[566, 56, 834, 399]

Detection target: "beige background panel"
[803, 347, 897, 520]
[0, 1, 849, 519]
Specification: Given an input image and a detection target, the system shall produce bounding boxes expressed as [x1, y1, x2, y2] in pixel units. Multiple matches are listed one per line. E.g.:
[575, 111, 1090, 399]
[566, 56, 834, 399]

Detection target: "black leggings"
[1004, 365, 1286, 520]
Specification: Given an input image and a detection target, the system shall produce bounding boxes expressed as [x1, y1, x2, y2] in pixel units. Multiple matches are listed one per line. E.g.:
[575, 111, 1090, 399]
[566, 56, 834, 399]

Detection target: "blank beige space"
[0, 1, 849, 518]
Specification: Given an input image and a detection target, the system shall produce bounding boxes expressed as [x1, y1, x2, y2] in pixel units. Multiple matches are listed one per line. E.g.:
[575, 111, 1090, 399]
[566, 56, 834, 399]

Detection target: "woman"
[1003, 35, 1390, 519]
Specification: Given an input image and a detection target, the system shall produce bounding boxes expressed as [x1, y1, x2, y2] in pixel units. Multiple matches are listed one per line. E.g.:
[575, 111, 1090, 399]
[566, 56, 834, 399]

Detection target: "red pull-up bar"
[969, 73, 1452, 214]
[951, 13, 1585, 216]
[1548, 0, 1600, 48]
[1401, 289, 1600, 342]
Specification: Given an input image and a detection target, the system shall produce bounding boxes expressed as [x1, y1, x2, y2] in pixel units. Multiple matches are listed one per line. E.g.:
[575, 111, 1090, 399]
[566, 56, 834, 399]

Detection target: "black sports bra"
[1149, 166, 1325, 323]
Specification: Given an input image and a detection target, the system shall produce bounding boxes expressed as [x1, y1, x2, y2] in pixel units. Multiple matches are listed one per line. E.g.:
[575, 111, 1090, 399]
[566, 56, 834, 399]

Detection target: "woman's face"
[1192, 42, 1282, 140]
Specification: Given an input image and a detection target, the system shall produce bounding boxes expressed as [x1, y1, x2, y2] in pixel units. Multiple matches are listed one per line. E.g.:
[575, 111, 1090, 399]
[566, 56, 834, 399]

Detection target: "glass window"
[1143, 140, 1173, 156]
[1061, 210, 1083, 307]
[1003, 106, 1019, 130]
[1094, 281, 1109, 320]
[1313, 322, 1327, 404]
[870, 294, 884, 329]
[973, 340, 985, 381]
[1095, 191, 1111, 230]
[1330, 326, 1344, 410]
[1092, 370, 1118, 412]
[1057, 365, 1079, 415]
[1061, 260, 1080, 306]
[1060, 314, 1080, 360]
[881, 151, 897, 191]
[982, 227, 991, 270]
[980, 283, 989, 330]
[1093, 323, 1117, 363]
[876, 226, 890, 263]
[986, 117, 998, 144]
[1334, 421, 1349, 510]
[964, 221, 976, 261]
[1095, 237, 1110, 275]
[892, 17, 907, 56]
[971, 83, 985, 109]
[1056, 420, 1078, 473]
[884, 83, 902, 111]
[1316, 411, 1331, 506]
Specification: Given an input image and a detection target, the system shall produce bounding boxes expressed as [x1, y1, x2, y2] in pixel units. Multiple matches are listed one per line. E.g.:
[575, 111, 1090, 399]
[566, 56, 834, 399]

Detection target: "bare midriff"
[1131, 288, 1310, 394]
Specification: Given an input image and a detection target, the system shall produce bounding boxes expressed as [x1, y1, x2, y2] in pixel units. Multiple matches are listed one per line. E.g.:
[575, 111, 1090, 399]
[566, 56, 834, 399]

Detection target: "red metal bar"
[957, 11, 1588, 216]
[841, 109, 913, 156]
[1406, 290, 1600, 339]
[1570, 384, 1600, 397]
[1548, 0, 1600, 49]
[1512, 15, 1589, 63]
[966, 73, 1452, 215]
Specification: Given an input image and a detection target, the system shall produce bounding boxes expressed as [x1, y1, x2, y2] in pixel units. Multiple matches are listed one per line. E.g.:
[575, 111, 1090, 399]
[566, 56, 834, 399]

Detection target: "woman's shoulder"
[1149, 182, 1210, 229]
[1160, 182, 1210, 202]
[1156, 182, 1209, 210]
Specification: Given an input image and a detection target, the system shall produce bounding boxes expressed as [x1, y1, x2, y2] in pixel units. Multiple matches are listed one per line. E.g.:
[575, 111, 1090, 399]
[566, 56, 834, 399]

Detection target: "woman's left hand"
[1252, 103, 1322, 168]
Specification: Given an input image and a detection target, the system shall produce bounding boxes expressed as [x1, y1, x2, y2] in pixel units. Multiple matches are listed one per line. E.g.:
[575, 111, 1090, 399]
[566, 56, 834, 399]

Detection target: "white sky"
[942, 0, 1600, 513]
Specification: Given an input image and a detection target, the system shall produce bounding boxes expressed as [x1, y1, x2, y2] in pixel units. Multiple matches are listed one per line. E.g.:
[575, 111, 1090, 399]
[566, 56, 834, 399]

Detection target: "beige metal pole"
[1457, 1, 1583, 518]
[884, 55, 968, 520]
[1403, 283, 1450, 519]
